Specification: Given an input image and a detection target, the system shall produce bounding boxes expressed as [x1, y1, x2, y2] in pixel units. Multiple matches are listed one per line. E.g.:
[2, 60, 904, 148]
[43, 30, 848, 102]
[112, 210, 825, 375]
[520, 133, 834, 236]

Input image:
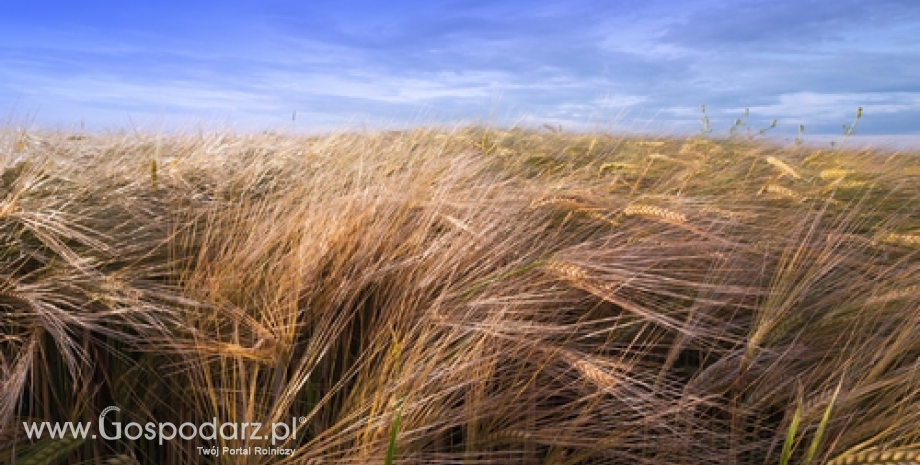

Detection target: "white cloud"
[745, 92, 920, 122]
[6, 73, 276, 112]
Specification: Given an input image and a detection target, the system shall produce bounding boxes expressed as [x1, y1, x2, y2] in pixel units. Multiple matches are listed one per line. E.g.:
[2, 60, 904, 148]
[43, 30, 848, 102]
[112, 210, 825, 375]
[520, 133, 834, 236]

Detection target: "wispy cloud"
[1, 0, 918, 142]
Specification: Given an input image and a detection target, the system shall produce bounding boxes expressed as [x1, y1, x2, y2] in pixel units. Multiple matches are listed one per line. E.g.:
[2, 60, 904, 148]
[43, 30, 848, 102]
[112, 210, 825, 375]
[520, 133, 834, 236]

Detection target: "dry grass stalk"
[649, 153, 695, 165]
[623, 204, 688, 223]
[695, 205, 754, 221]
[679, 139, 721, 155]
[560, 351, 623, 392]
[827, 447, 920, 465]
[529, 195, 618, 226]
[599, 162, 637, 174]
[529, 195, 586, 209]
[544, 259, 589, 282]
[835, 180, 870, 189]
[764, 183, 808, 202]
[820, 168, 855, 180]
[579, 208, 617, 225]
[866, 285, 920, 305]
[878, 233, 920, 248]
[0, 200, 19, 218]
[766, 155, 803, 179]
[1, 128, 918, 465]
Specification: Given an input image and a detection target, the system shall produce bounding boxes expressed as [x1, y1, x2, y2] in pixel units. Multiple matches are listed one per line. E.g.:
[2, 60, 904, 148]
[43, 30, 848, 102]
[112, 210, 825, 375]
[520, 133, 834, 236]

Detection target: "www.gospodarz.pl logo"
[23, 406, 304, 446]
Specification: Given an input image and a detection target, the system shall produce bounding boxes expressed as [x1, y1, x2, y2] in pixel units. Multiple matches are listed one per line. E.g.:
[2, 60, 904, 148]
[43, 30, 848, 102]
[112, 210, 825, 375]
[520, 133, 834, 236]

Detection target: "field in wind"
[1, 126, 918, 465]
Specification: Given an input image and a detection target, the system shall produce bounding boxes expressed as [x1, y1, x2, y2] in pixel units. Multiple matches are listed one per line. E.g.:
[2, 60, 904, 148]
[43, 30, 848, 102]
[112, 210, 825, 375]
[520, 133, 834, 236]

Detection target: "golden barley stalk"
[545, 261, 624, 303]
[836, 180, 869, 189]
[572, 359, 615, 387]
[196, 340, 277, 363]
[623, 204, 687, 223]
[827, 446, 920, 465]
[15, 132, 28, 152]
[879, 233, 920, 248]
[560, 351, 622, 390]
[544, 260, 589, 281]
[819, 168, 854, 180]
[648, 153, 688, 164]
[766, 156, 802, 179]
[866, 285, 920, 304]
[695, 205, 751, 220]
[764, 184, 807, 202]
[529, 195, 586, 209]
[599, 162, 637, 174]
[679, 141, 713, 155]
[490, 429, 535, 442]
[0, 290, 36, 311]
[573, 208, 617, 225]
[0, 199, 18, 219]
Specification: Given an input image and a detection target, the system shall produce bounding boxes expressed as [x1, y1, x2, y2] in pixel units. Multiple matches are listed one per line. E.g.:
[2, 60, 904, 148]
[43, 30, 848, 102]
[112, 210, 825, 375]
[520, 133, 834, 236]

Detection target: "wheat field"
[0, 126, 918, 464]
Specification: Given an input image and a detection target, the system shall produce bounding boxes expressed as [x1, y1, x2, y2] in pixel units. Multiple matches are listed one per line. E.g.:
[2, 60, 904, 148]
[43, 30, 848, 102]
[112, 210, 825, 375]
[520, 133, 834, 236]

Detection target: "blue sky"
[2, 0, 919, 144]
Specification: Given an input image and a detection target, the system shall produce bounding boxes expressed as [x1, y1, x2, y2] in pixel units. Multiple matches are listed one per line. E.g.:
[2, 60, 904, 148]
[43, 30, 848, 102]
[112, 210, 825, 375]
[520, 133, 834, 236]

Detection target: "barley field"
[0, 126, 918, 464]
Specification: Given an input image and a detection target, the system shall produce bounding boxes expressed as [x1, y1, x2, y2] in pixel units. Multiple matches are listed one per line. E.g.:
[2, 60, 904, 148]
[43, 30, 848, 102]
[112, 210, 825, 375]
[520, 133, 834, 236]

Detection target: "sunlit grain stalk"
[834, 179, 869, 189]
[866, 285, 920, 305]
[877, 233, 920, 248]
[695, 205, 753, 221]
[827, 446, 920, 465]
[529, 195, 586, 210]
[819, 168, 855, 180]
[764, 184, 809, 202]
[766, 155, 803, 179]
[598, 162, 637, 175]
[622, 204, 688, 223]
[1, 127, 918, 465]
[529, 195, 619, 226]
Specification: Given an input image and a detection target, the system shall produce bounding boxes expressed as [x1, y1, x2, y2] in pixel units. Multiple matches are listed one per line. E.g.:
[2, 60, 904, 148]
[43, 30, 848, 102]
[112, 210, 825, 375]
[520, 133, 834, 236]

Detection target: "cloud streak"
[1, 0, 918, 144]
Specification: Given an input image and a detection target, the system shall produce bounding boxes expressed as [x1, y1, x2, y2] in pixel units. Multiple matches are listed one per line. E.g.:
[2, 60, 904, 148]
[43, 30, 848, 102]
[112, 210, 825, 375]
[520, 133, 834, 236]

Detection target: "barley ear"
[826, 446, 920, 465]
[766, 155, 802, 179]
[878, 233, 920, 248]
[622, 204, 688, 224]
